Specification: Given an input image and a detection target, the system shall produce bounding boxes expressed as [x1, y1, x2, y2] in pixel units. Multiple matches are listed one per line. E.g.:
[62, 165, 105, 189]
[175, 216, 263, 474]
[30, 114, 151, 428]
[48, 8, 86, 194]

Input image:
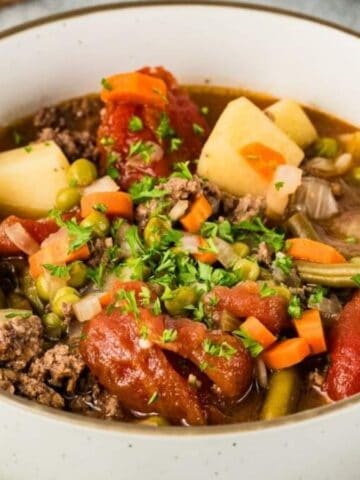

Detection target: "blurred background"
[0, 0, 359, 32]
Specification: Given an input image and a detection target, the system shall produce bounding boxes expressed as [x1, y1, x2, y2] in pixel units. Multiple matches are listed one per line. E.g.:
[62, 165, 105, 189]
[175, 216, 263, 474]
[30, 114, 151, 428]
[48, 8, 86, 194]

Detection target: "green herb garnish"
[233, 329, 263, 357]
[203, 338, 237, 360]
[161, 328, 178, 343]
[43, 264, 69, 278]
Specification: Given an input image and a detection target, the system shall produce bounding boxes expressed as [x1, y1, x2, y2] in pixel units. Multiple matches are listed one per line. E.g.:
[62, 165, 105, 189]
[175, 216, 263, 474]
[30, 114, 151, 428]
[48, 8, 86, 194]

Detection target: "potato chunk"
[265, 99, 318, 149]
[197, 97, 304, 197]
[0, 141, 69, 218]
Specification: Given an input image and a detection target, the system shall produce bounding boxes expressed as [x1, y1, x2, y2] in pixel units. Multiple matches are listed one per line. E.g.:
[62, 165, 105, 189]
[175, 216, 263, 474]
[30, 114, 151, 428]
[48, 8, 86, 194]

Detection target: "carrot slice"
[193, 237, 217, 264]
[287, 238, 346, 264]
[180, 195, 212, 234]
[81, 192, 133, 220]
[240, 142, 286, 180]
[293, 309, 327, 354]
[262, 338, 311, 370]
[100, 72, 167, 108]
[241, 316, 277, 349]
[29, 244, 90, 278]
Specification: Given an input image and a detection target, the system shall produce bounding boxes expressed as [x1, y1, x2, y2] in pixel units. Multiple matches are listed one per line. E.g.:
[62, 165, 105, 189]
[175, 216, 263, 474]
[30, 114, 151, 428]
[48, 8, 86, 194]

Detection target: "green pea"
[20, 269, 44, 313]
[0, 288, 6, 309]
[55, 187, 81, 212]
[232, 242, 250, 258]
[164, 286, 198, 316]
[81, 212, 110, 237]
[351, 166, 360, 183]
[116, 258, 150, 282]
[8, 292, 32, 311]
[51, 286, 80, 317]
[35, 274, 51, 302]
[144, 217, 171, 247]
[67, 158, 97, 187]
[42, 312, 64, 339]
[137, 416, 169, 427]
[312, 137, 339, 159]
[68, 261, 88, 288]
[234, 258, 260, 281]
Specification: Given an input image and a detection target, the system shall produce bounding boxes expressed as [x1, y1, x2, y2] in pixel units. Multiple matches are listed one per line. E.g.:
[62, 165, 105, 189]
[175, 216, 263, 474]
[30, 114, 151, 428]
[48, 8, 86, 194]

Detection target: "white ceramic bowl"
[0, 3, 359, 479]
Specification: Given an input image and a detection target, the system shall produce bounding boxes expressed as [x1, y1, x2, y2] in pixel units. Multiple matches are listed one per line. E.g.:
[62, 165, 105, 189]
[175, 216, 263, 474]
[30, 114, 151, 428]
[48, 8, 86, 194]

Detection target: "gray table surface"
[0, 0, 359, 32]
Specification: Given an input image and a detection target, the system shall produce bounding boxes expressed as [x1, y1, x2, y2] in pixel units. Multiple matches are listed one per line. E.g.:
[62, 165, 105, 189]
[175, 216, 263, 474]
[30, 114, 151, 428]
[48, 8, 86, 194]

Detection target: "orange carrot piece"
[241, 316, 277, 349]
[287, 238, 346, 264]
[240, 142, 286, 180]
[81, 192, 133, 220]
[193, 237, 217, 264]
[293, 309, 327, 354]
[180, 195, 212, 233]
[262, 338, 311, 370]
[99, 291, 113, 307]
[100, 72, 167, 108]
[29, 244, 90, 279]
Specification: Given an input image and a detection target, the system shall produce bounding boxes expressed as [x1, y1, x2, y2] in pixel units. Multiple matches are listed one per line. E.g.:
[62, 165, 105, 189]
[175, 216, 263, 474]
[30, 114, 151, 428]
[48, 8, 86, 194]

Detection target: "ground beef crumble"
[0, 315, 43, 371]
[222, 193, 265, 223]
[29, 344, 85, 394]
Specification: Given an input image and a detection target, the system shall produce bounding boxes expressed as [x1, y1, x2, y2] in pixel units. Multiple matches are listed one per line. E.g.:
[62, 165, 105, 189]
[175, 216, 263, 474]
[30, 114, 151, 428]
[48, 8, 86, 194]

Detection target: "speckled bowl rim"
[0, 1, 359, 437]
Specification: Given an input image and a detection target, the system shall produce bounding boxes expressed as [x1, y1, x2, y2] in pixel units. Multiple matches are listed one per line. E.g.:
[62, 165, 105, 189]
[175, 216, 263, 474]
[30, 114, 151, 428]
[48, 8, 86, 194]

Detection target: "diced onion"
[4, 222, 40, 255]
[266, 165, 302, 217]
[213, 237, 239, 268]
[255, 357, 268, 389]
[294, 177, 338, 220]
[169, 200, 189, 221]
[83, 175, 120, 195]
[179, 234, 200, 254]
[127, 142, 164, 166]
[73, 294, 102, 323]
[306, 153, 353, 177]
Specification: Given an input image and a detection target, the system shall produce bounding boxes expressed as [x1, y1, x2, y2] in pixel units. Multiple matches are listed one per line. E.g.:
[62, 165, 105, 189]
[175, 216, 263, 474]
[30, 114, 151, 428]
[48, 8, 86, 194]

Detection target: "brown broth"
[0, 85, 355, 423]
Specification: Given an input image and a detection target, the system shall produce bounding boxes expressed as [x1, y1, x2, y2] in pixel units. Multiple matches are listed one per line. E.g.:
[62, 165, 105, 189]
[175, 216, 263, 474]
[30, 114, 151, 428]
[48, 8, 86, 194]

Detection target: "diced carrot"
[293, 309, 327, 354]
[240, 142, 286, 180]
[99, 291, 113, 307]
[287, 238, 346, 264]
[81, 192, 133, 220]
[193, 237, 217, 264]
[29, 244, 90, 279]
[241, 316, 277, 349]
[180, 195, 212, 233]
[262, 338, 311, 370]
[100, 72, 167, 108]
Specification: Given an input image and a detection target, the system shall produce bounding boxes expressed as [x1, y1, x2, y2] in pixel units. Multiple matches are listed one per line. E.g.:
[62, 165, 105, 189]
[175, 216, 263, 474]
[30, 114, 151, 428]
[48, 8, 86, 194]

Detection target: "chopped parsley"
[192, 123, 205, 136]
[203, 338, 237, 360]
[161, 328, 178, 343]
[235, 216, 284, 252]
[199, 361, 209, 372]
[43, 264, 69, 278]
[147, 391, 159, 405]
[200, 220, 234, 243]
[128, 140, 155, 163]
[288, 295, 302, 319]
[13, 130, 23, 146]
[275, 181, 284, 191]
[117, 289, 139, 319]
[24, 145, 32, 153]
[140, 325, 149, 340]
[273, 252, 293, 275]
[128, 115, 143, 132]
[156, 112, 175, 140]
[139, 286, 151, 306]
[233, 329, 264, 357]
[152, 297, 162, 315]
[49, 209, 92, 252]
[106, 151, 120, 180]
[129, 176, 168, 204]
[346, 236, 358, 244]
[308, 286, 327, 307]
[259, 282, 277, 298]
[87, 264, 106, 288]
[101, 78, 112, 90]
[170, 137, 182, 152]
[93, 203, 108, 213]
[172, 161, 192, 180]
[201, 106, 209, 115]
[352, 274, 360, 287]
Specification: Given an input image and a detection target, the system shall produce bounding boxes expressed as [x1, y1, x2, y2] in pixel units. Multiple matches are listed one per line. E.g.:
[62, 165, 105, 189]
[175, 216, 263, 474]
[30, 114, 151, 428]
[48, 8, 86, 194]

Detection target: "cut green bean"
[260, 368, 301, 420]
[296, 260, 360, 287]
[286, 213, 320, 241]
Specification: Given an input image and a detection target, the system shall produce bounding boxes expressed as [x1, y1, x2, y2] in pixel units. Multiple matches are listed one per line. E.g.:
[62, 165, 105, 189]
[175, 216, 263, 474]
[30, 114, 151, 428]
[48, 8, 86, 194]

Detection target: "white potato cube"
[0, 141, 69, 218]
[197, 97, 304, 197]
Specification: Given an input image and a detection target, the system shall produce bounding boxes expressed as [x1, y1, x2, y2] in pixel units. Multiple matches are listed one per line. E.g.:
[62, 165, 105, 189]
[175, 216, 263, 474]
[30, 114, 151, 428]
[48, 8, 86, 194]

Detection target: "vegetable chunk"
[197, 97, 304, 196]
[0, 141, 69, 218]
